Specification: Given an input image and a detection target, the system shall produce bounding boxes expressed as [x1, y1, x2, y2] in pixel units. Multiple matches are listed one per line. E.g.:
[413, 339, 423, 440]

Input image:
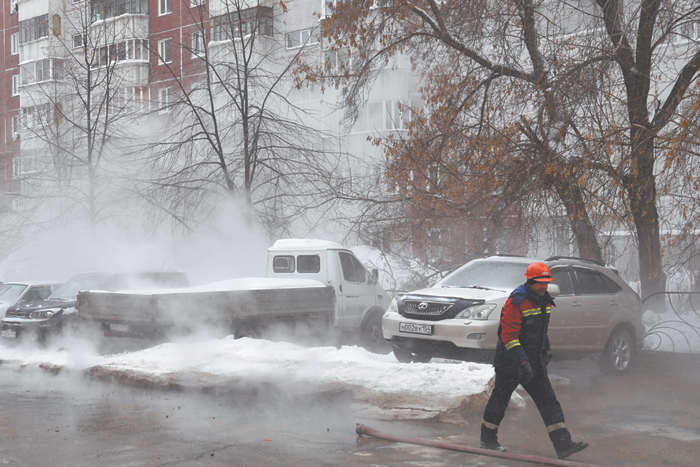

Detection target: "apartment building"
[0, 0, 20, 202]
[1, 0, 419, 200]
[9, 0, 534, 272]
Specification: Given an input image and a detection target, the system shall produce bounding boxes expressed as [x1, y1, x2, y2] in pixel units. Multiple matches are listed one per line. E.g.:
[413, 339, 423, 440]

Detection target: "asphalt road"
[0, 350, 698, 466]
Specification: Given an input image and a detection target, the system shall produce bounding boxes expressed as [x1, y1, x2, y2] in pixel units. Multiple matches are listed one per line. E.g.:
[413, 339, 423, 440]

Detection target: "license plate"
[110, 324, 129, 333]
[399, 322, 433, 335]
[1, 329, 16, 338]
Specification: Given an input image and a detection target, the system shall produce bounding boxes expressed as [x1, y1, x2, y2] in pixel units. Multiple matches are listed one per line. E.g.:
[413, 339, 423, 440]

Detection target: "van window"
[297, 255, 320, 273]
[273, 255, 295, 273]
[339, 252, 368, 284]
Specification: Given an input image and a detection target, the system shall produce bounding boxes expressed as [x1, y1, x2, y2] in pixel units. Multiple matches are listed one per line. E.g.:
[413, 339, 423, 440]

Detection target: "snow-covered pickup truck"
[78, 239, 392, 349]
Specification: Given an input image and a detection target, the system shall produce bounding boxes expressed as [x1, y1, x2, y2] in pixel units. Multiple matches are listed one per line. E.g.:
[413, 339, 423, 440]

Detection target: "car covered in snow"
[382, 256, 645, 374]
[1, 271, 188, 343]
[0, 281, 64, 318]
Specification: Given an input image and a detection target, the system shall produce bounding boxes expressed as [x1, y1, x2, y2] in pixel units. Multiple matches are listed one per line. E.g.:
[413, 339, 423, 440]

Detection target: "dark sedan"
[1, 271, 188, 343]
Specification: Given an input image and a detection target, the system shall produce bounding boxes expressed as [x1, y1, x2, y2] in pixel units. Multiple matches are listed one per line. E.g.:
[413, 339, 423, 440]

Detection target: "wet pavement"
[0, 350, 698, 466]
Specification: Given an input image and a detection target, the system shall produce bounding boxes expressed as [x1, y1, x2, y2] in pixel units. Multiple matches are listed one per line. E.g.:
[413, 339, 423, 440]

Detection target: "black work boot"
[549, 428, 588, 459]
[480, 424, 507, 452]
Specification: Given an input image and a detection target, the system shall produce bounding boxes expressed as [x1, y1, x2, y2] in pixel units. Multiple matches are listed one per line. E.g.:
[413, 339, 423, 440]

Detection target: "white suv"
[382, 256, 645, 374]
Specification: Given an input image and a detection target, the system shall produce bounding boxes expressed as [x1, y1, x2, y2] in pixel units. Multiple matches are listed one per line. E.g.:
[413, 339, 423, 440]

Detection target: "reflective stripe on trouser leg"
[482, 420, 499, 430]
[547, 422, 566, 433]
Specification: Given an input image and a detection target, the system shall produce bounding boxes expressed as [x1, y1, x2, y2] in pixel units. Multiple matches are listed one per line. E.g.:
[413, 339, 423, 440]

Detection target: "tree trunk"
[626, 129, 665, 303]
[553, 181, 604, 263]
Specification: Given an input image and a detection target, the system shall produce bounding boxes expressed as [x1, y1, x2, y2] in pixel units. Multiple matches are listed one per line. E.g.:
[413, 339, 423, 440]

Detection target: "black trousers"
[483, 363, 565, 430]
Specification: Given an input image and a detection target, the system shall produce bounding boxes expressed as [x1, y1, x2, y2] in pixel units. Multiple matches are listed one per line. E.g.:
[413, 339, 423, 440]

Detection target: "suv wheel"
[598, 328, 634, 375]
[391, 344, 432, 363]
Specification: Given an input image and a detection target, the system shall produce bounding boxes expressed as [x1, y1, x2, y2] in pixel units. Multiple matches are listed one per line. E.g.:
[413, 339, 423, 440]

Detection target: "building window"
[10, 0, 18, 13]
[20, 107, 32, 129]
[72, 34, 84, 49]
[13, 151, 51, 177]
[286, 27, 319, 49]
[112, 86, 150, 112]
[191, 31, 205, 57]
[210, 7, 273, 41]
[129, 86, 150, 111]
[324, 0, 336, 16]
[322, 47, 351, 73]
[128, 39, 149, 60]
[675, 21, 699, 43]
[428, 228, 444, 266]
[11, 116, 20, 140]
[352, 99, 411, 133]
[191, 0, 204, 6]
[427, 164, 445, 191]
[158, 87, 172, 112]
[158, 0, 171, 15]
[158, 39, 172, 65]
[20, 104, 53, 129]
[11, 33, 19, 55]
[91, 0, 148, 22]
[19, 14, 49, 45]
[91, 39, 148, 68]
[11, 74, 20, 96]
[20, 58, 63, 86]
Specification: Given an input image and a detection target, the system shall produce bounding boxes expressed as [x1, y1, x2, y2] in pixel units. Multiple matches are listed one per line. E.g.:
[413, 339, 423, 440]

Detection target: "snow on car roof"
[1, 280, 64, 286]
[268, 238, 347, 252]
[185, 277, 326, 292]
[477, 255, 540, 264]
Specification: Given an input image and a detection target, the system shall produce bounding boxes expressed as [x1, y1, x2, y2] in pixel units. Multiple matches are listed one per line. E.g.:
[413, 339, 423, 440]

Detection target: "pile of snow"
[0, 337, 520, 421]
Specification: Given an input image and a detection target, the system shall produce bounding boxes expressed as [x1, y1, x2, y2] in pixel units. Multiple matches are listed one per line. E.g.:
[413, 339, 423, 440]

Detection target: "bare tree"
[139, 0, 346, 237]
[13, 0, 147, 227]
[314, 0, 700, 299]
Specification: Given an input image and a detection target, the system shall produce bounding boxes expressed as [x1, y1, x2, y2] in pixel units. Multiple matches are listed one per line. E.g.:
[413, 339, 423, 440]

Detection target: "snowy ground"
[0, 336, 524, 422]
[2, 308, 696, 424]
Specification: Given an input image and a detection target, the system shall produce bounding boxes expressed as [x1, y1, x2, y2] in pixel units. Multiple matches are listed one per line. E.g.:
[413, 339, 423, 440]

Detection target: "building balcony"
[90, 14, 149, 47]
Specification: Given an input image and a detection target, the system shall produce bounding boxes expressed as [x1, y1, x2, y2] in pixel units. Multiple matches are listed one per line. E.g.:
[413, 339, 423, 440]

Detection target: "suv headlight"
[386, 298, 398, 314]
[455, 303, 498, 320]
[29, 309, 58, 320]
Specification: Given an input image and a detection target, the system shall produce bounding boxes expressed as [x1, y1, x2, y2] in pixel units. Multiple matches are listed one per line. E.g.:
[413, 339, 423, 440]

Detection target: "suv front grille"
[403, 300, 453, 316]
[398, 294, 483, 321]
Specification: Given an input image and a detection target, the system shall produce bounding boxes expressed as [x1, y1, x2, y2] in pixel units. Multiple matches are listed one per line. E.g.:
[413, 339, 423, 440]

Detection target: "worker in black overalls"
[480, 262, 588, 460]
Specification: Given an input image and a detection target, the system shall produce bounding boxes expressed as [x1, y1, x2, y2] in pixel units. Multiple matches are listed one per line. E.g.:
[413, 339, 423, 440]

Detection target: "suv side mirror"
[371, 269, 379, 285]
[548, 283, 560, 297]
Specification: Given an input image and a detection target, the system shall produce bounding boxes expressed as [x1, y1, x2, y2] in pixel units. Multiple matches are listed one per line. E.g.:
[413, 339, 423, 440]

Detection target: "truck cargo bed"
[78, 285, 336, 338]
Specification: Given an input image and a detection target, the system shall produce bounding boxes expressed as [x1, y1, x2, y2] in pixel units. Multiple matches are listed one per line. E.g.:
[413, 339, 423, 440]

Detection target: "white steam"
[0, 198, 270, 285]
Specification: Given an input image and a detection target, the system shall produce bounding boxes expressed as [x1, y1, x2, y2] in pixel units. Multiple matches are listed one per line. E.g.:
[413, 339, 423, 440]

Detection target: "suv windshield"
[0, 284, 27, 303]
[439, 260, 529, 290]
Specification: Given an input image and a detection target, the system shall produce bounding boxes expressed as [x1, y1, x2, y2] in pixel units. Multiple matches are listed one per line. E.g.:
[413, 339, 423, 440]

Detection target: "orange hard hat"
[525, 262, 554, 282]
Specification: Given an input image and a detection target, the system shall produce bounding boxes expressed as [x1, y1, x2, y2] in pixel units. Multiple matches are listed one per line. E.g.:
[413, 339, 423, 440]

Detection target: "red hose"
[356, 424, 607, 467]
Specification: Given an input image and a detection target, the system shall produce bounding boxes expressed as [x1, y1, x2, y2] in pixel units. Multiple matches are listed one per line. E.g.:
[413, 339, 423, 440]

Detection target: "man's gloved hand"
[543, 352, 553, 366]
[519, 361, 535, 384]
